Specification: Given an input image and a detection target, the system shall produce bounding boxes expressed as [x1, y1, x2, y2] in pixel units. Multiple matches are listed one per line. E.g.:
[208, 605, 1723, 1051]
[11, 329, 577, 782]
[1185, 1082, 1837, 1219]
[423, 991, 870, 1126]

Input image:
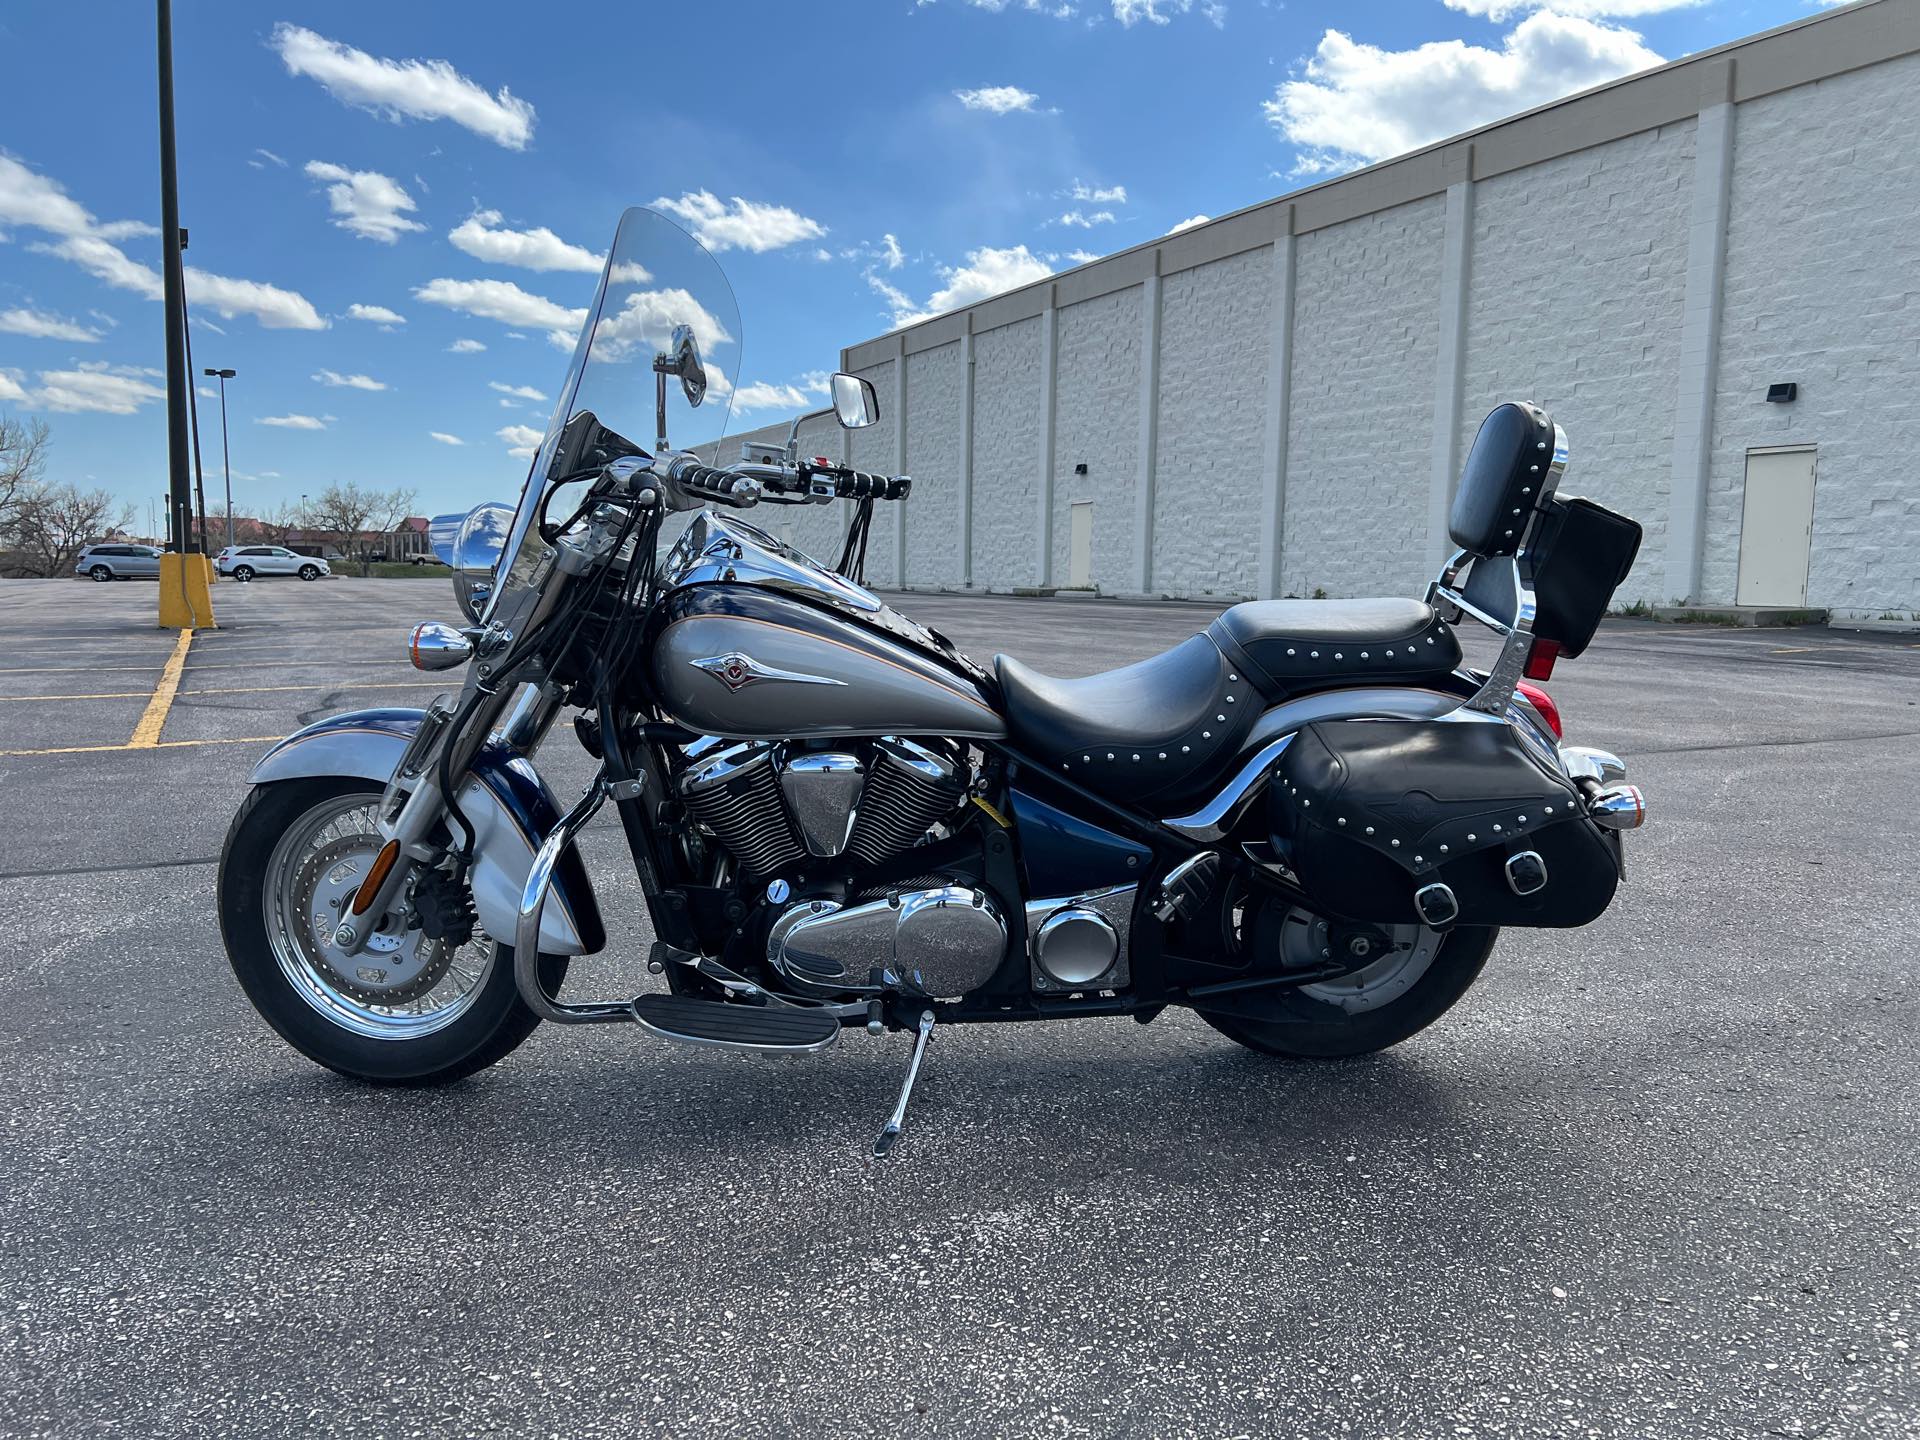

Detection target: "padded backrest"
[1450, 402, 1556, 557]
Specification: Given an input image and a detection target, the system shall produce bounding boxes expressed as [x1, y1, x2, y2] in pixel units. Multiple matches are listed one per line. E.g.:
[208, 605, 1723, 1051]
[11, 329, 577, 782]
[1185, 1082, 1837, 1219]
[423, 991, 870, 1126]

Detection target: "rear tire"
[90, 565, 112, 582]
[232, 565, 254, 582]
[218, 777, 567, 1085]
[1198, 908, 1496, 1060]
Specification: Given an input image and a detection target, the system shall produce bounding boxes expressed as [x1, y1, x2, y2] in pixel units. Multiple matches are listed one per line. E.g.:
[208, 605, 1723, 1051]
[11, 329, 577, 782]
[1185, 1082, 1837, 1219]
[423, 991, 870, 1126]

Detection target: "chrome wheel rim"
[262, 792, 494, 1041]
[1276, 907, 1442, 1014]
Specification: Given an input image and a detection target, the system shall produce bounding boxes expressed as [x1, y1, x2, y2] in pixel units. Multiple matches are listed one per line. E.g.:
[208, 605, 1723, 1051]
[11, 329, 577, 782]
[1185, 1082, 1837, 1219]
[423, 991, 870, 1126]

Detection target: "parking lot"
[0, 575, 1916, 1438]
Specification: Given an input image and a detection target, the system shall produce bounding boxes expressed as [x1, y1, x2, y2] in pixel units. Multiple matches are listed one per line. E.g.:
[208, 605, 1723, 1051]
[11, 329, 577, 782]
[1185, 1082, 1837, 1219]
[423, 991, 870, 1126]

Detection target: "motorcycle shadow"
[241, 1014, 1483, 1188]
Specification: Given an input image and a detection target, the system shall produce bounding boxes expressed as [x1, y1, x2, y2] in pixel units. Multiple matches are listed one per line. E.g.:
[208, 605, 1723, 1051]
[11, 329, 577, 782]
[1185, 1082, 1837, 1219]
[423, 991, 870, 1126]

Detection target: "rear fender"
[248, 709, 605, 956]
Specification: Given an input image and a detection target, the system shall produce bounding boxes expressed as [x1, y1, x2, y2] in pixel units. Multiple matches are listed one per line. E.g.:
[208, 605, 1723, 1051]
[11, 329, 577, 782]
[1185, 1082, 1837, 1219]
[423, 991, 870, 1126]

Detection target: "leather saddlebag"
[1270, 719, 1619, 929]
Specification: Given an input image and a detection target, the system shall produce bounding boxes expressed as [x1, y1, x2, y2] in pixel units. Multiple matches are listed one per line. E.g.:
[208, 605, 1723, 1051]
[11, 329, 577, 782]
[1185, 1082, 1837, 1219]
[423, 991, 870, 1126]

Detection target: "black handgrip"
[674, 463, 761, 505]
[830, 468, 912, 501]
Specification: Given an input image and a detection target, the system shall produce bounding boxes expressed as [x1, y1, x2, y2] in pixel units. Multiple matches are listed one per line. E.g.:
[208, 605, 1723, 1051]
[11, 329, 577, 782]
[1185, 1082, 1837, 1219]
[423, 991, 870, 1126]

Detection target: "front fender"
[249, 709, 605, 956]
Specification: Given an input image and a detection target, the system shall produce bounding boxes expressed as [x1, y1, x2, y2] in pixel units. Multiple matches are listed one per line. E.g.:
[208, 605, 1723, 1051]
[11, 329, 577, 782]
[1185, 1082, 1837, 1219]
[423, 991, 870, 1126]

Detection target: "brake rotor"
[291, 836, 454, 1005]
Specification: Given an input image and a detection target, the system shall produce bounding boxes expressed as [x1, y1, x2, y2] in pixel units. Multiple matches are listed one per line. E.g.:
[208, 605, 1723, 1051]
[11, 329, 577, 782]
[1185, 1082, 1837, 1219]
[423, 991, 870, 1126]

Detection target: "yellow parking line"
[0, 734, 282, 758]
[128, 629, 194, 748]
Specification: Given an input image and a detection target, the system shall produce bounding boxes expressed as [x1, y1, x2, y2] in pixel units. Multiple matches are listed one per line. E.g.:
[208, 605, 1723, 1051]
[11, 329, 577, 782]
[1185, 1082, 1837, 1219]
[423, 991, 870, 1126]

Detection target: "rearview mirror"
[656, 324, 707, 408]
[830, 372, 879, 429]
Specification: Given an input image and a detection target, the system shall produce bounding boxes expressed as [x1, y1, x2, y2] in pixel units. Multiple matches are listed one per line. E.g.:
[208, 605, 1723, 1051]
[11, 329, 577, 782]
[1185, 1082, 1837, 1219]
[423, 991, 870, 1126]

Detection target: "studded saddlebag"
[1269, 719, 1619, 929]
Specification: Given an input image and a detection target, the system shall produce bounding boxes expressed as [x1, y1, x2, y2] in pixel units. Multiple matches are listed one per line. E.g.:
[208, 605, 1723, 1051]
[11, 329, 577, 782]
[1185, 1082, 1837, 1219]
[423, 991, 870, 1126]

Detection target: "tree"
[0, 415, 51, 548]
[306, 479, 418, 573]
[10, 484, 130, 577]
[253, 499, 309, 546]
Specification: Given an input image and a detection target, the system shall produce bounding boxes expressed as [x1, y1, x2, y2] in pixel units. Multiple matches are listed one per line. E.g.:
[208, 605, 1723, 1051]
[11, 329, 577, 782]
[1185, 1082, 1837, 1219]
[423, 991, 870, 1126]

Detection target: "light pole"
[204, 367, 236, 548]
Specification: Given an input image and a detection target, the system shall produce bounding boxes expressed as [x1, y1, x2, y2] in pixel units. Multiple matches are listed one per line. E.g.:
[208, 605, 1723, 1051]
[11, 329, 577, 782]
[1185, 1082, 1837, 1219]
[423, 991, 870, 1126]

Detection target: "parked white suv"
[215, 545, 332, 582]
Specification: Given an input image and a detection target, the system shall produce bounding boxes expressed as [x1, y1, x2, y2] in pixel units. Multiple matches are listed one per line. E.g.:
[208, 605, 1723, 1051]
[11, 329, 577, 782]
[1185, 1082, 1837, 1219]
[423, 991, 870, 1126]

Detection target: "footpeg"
[873, 1009, 936, 1158]
[632, 993, 840, 1053]
[1152, 851, 1220, 922]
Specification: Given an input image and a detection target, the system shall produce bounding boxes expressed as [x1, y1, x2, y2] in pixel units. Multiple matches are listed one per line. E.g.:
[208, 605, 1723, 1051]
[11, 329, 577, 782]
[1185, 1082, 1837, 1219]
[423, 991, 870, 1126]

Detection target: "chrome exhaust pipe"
[1587, 783, 1646, 831]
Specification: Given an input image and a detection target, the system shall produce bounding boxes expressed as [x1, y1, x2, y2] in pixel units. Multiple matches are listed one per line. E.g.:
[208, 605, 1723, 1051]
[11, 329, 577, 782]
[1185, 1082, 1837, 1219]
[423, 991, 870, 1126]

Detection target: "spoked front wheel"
[217, 777, 567, 1084]
[1198, 899, 1496, 1059]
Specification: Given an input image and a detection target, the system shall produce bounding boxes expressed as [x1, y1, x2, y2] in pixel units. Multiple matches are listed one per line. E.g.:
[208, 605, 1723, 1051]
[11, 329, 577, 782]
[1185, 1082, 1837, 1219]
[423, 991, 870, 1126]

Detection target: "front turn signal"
[409, 621, 473, 671]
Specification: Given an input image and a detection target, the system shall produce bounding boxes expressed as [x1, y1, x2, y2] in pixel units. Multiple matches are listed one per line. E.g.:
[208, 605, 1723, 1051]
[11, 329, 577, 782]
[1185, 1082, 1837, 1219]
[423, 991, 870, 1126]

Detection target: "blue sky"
[0, 0, 1825, 525]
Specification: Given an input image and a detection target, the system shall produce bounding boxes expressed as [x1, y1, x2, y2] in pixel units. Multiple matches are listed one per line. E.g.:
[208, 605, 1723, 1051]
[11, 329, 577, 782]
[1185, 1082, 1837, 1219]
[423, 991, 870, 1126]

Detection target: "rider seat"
[994, 599, 1463, 809]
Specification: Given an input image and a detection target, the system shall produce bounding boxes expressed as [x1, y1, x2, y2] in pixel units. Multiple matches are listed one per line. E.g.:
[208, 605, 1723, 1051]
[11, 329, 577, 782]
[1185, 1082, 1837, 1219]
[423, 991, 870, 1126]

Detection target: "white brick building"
[737, 2, 1920, 620]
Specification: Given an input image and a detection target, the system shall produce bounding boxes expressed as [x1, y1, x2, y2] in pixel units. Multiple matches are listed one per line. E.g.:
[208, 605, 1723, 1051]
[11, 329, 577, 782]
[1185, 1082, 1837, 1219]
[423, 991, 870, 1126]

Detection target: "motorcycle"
[218, 206, 1649, 1155]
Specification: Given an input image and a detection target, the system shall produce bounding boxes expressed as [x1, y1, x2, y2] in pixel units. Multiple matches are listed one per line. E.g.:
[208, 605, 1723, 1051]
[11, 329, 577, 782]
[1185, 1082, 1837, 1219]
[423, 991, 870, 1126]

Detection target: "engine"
[678, 736, 969, 880]
[678, 736, 1005, 998]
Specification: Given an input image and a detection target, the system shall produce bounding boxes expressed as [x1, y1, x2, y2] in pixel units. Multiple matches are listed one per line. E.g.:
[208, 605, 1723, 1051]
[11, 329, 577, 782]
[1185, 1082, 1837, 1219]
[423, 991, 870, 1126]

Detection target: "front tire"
[218, 777, 567, 1085]
[298, 564, 320, 581]
[1198, 903, 1496, 1059]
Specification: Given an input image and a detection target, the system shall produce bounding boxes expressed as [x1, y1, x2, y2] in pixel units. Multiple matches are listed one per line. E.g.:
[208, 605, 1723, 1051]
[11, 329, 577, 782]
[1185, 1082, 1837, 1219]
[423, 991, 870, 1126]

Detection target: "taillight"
[1524, 637, 1560, 680]
[1516, 679, 1562, 738]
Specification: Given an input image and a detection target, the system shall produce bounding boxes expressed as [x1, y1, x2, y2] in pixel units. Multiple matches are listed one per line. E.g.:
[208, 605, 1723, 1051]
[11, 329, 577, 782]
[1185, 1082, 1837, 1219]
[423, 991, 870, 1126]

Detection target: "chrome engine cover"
[1028, 885, 1135, 993]
[770, 885, 1007, 998]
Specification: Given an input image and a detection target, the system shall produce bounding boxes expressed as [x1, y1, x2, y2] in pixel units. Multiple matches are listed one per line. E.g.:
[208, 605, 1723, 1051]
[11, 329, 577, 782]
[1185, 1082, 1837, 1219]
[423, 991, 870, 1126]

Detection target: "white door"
[1735, 447, 1816, 606]
[1068, 502, 1093, 589]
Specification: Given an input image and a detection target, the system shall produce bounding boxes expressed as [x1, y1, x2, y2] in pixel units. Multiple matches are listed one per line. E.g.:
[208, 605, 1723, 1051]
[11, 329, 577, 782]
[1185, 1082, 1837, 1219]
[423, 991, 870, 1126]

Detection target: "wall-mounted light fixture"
[1766, 382, 1798, 403]
[1073, 462, 1089, 475]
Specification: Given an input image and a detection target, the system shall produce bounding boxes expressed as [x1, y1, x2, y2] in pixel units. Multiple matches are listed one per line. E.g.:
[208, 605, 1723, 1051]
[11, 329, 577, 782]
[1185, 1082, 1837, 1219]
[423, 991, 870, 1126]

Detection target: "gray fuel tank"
[651, 586, 1007, 741]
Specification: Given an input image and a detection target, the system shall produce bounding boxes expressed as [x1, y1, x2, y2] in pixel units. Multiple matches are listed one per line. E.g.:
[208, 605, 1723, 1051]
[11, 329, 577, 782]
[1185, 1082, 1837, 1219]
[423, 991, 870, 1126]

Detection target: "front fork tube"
[333, 678, 557, 957]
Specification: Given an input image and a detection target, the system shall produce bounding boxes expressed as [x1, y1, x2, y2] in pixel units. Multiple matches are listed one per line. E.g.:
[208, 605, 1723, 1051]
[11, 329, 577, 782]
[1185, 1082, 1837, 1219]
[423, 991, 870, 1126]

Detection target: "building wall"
[1460, 121, 1696, 606]
[1284, 197, 1443, 599]
[969, 317, 1046, 591]
[1153, 248, 1272, 598]
[1702, 50, 1920, 615]
[1050, 288, 1141, 590]
[904, 341, 965, 585]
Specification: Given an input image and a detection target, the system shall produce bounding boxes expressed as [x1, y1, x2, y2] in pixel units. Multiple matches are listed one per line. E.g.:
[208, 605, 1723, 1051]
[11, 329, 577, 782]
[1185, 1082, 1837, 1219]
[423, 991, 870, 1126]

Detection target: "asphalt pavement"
[0, 574, 1915, 1438]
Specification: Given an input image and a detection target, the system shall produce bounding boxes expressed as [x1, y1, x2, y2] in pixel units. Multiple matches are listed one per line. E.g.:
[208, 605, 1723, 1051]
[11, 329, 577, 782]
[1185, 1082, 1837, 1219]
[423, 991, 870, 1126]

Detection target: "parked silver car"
[215, 545, 332, 582]
[75, 544, 163, 581]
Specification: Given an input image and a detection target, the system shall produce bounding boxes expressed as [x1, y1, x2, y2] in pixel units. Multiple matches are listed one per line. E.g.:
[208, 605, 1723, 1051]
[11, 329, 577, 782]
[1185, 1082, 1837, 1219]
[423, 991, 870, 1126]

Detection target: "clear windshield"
[479, 206, 741, 627]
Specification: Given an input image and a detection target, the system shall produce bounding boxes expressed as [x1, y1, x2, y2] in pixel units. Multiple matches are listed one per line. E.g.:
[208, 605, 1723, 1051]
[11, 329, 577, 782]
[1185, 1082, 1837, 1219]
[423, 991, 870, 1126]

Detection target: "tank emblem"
[691, 651, 848, 692]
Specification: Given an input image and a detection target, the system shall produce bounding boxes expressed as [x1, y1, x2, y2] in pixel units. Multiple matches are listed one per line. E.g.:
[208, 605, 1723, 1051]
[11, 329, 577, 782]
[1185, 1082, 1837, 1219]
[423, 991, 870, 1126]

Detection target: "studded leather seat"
[1205, 598, 1461, 697]
[993, 599, 1463, 809]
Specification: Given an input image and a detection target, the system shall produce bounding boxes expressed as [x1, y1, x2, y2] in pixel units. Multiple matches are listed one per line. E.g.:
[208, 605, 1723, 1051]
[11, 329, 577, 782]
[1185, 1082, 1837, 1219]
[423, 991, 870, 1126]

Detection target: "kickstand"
[872, 1009, 936, 1158]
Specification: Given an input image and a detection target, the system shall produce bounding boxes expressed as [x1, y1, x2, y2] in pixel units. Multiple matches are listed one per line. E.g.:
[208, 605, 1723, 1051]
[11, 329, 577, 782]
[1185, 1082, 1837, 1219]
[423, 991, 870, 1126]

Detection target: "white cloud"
[880, 233, 905, 270]
[268, 23, 536, 150]
[1069, 180, 1127, 204]
[250, 147, 287, 169]
[15, 362, 165, 415]
[1168, 213, 1210, 233]
[488, 380, 546, 401]
[732, 372, 833, 416]
[1, 153, 323, 330]
[650, 191, 826, 253]
[446, 338, 486, 353]
[304, 161, 425, 243]
[589, 287, 735, 361]
[1054, 209, 1115, 228]
[1267, 12, 1662, 175]
[1063, 248, 1101, 264]
[875, 244, 1053, 327]
[498, 423, 544, 459]
[449, 209, 605, 273]
[412, 276, 586, 343]
[497, 397, 521, 409]
[1444, 0, 1701, 16]
[257, 413, 329, 430]
[347, 302, 406, 326]
[313, 369, 387, 391]
[198, 384, 219, 400]
[429, 431, 466, 446]
[0, 371, 26, 404]
[0, 306, 99, 342]
[1112, 0, 1199, 23]
[953, 85, 1039, 114]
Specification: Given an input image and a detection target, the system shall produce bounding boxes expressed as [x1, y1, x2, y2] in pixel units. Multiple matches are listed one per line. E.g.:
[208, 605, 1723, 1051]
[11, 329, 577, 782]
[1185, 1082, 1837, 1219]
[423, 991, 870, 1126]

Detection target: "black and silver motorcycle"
[219, 207, 1649, 1154]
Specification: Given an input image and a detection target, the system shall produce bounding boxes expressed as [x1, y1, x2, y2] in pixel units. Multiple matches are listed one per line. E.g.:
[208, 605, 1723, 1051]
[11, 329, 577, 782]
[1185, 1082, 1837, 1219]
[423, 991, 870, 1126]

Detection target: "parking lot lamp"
[204, 367, 236, 548]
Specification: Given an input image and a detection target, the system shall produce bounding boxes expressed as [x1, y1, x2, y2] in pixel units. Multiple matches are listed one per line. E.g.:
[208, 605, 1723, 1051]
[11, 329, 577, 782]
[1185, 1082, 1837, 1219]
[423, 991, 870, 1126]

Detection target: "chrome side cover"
[1027, 885, 1135, 992]
[770, 885, 1007, 998]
